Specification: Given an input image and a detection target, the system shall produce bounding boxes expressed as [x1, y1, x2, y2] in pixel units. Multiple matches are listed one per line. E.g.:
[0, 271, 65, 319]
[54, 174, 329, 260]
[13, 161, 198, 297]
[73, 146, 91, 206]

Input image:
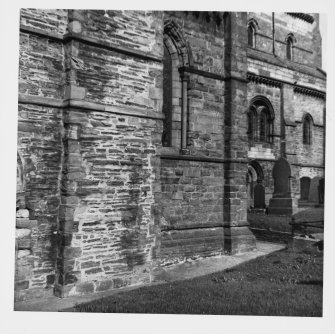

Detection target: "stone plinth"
[268, 198, 293, 215]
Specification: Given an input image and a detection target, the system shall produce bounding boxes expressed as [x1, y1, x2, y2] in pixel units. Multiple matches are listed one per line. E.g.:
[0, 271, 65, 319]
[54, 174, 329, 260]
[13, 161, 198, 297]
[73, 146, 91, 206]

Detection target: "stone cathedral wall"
[15, 10, 325, 301]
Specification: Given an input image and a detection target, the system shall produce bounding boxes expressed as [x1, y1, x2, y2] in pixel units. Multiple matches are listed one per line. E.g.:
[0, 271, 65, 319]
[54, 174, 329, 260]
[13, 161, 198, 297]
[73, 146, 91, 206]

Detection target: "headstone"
[254, 183, 265, 208]
[318, 178, 325, 204]
[272, 157, 291, 198]
[309, 177, 321, 203]
[300, 177, 311, 200]
[268, 157, 293, 215]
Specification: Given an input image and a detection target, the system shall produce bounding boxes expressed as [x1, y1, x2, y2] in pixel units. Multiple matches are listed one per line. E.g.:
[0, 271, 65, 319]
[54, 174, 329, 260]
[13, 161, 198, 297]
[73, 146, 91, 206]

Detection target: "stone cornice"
[247, 73, 282, 88]
[18, 94, 165, 120]
[286, 13, 315, 24]
[20, 24, 162, 63]
[247, 72, 326, 99]
[160, 154, 248, 164]
[293, 86, 326, 99]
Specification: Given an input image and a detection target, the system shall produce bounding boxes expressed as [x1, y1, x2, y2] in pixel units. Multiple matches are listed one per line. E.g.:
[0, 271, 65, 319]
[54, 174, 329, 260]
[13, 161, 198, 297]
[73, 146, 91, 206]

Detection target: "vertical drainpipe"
[272, 13, 275, 55]
[180, 72, 189, 154]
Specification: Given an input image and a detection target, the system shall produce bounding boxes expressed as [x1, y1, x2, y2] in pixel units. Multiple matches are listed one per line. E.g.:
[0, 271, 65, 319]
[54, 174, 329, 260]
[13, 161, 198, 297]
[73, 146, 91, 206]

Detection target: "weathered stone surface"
[16, 209, 29, 218]
[16, 218, 38, 229]
[95, 279, 113, 292]
[74, 281, 95, 295]
[15, 280, 29, 290]
[17, 250, 31, 259]
[16, 10, 325, 301]
[160, 227, 225, 265]
[16, 228, 31, 239]
[20, 9, 68, 35]
[68, 10, 163, 57]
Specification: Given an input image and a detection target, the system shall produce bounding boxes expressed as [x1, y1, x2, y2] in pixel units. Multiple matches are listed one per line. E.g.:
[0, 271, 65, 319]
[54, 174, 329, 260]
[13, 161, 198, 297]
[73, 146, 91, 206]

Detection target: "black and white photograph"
[1, 1, 335, 333]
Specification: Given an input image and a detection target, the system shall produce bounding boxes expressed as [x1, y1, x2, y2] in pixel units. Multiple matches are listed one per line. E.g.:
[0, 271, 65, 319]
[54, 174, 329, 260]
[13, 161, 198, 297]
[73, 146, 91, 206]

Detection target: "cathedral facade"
[15, 10, 326, 301]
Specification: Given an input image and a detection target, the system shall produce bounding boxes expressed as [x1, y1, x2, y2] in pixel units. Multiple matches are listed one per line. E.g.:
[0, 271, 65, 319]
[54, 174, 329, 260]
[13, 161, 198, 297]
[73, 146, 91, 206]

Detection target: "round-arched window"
[248, 97, 274, 144]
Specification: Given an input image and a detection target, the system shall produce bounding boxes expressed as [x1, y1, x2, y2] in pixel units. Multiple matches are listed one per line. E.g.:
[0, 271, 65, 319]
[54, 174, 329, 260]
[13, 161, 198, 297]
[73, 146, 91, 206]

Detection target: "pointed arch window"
[286, 36, 294, 60]
[248, 24, 256, 47]
[163, 21, 190, 151]
[303, 115, 312, 145]
[162, 44, 173, 147]
[247, 20, 258, 48]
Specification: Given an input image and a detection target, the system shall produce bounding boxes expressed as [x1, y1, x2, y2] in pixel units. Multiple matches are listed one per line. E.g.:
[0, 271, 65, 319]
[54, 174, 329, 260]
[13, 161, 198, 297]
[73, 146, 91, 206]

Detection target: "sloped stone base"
[224, 226, 257, 254]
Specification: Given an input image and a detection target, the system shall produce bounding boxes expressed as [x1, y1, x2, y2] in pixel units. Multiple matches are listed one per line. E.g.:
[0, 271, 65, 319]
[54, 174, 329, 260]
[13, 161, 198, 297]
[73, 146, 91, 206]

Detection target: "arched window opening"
[248, 98, 274, 144]
[259, 108, 270, 142]
[163, 21, 190, 150]
[248, 24, 255, 48]
[303, 115, 312, 145]
[162, 44, 173, 147]
[247, 106, 257, 141]
[286, 36, 293, 60]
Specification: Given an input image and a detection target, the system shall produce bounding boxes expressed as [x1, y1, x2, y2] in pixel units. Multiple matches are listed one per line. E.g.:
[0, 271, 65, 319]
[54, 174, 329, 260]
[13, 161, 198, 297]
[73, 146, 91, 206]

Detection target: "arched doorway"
[247, 160, 265, 210]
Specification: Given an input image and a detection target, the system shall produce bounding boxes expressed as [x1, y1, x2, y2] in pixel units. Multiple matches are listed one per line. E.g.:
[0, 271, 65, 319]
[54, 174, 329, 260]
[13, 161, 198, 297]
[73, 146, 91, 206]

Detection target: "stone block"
[268, 198, 293, 215]
[113, 278, 126, 288]
[69, 20, 82, 33]
[17, 250, 31, 259]
[75, 281, 95, 295]
[16, 209, 29, 218]
[15, 286, 54, 302]
[16, 219, 38, 229]
[15, 280, 29, 290]
[65, 85, 86, 100]
[15, 264, 33, 281]
[96, 279, 113, 292]
[172, 192, 183, 200]
[81, 260, 101, 269]
[63, 246, 82, 259]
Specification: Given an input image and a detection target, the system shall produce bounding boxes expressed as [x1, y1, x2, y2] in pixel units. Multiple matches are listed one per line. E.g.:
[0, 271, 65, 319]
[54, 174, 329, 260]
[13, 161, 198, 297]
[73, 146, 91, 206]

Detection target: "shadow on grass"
[297, 280, 323, 286]
[69, 248, 323, 317]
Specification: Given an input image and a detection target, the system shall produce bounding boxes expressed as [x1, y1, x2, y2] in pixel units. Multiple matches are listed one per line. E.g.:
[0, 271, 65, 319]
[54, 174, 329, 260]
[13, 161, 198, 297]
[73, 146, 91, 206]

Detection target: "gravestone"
[308, 177, 320, 203]
[300, 177, 311, 200]
[254, 183, 265, 209]
[268, 157, 293, 215]
[272, 157, 291, 198]
[318, 178, 325, 204]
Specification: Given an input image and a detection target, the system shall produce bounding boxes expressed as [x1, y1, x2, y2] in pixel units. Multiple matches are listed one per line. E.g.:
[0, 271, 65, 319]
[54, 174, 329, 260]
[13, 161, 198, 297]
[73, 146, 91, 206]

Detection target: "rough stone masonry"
[16, 10, 326, 301]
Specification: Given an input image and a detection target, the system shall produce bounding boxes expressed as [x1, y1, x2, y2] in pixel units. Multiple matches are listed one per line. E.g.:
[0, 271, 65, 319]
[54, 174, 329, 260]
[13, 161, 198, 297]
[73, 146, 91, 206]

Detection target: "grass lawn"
[248, 208, 324, 242]
[71, 247, 323, 316]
